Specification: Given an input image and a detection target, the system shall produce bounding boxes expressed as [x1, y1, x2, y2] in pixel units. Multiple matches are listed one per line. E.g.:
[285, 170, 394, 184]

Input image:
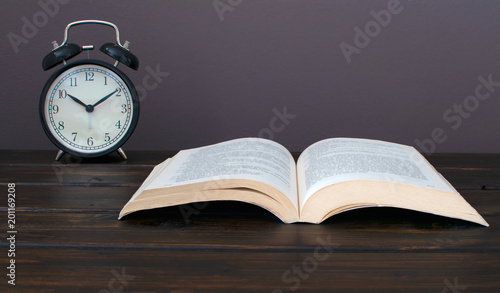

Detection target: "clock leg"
[55, 150, 65, 161]
[117, 148, 128, 160]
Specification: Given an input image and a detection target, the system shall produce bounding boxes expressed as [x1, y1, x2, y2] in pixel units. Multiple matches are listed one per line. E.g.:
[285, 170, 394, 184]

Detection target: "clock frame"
[39, 59, 139, 159]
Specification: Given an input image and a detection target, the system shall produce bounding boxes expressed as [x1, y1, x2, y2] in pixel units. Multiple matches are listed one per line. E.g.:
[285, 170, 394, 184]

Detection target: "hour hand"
[67, 94, 87, 108]
[93, 89, 118, 108]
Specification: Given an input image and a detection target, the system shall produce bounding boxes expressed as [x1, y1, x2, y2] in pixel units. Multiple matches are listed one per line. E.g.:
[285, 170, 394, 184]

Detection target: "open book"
[119, 137, 488, 226]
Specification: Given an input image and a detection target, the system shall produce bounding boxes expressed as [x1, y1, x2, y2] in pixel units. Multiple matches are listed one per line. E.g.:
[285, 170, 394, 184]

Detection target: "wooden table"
[1, 150, 499, 292]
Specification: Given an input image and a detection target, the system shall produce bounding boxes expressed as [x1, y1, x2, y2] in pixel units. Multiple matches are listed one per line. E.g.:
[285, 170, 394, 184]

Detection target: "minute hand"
[93, 89, 119, 108]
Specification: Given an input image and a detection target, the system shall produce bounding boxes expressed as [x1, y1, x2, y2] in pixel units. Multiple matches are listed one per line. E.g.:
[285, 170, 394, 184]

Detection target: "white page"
[145, 137, 298, 210]
[297, 138, 456, 209]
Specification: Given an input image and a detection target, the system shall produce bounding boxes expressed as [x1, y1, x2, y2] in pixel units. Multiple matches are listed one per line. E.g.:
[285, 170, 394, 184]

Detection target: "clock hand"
[68, 94, 96, 113]
[67, 94, 87, 108]
[93, 89, 118, 108]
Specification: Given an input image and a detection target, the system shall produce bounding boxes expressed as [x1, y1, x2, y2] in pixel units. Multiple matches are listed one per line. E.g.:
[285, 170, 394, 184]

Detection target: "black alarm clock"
[40, 20, 139, 160]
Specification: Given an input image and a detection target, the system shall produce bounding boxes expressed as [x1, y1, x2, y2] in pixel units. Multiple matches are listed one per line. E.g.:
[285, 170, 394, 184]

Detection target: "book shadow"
[121, 201, 485, 230]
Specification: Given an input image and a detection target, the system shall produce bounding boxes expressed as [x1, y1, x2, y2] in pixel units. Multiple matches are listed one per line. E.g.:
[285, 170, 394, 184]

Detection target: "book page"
[144, 137, 298, 210]
[296, 138, 456, 209]
[126, 158, 173, 203]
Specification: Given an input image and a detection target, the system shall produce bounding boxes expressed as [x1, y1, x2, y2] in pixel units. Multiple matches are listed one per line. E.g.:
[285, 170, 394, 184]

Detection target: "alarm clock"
[39, 20, 139, 161]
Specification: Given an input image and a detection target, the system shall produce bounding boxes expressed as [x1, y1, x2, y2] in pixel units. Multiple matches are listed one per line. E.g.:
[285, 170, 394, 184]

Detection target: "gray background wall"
[1, 0, 499, 153]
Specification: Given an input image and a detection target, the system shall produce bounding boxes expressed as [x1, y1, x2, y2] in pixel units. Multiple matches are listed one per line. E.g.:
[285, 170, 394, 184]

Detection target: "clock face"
[40, 59, 139, 157]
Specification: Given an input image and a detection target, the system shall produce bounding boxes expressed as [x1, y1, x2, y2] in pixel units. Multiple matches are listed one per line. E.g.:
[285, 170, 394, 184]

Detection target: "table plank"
[2, 164, 499, 190]
[2, 184, 496, 213]
[1, 165, 151, 187]
[4, 199, 496, 251]
[0, 248, 498, 293]
[423, 153, 500, 169]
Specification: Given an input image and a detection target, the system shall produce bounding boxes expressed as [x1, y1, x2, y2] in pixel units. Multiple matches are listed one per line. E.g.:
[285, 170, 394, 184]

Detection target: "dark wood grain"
[2, 186, 498, 251]
[0, 150, 498, 292]
[1, 248, 498, 293]
[4, 206, 497, 251]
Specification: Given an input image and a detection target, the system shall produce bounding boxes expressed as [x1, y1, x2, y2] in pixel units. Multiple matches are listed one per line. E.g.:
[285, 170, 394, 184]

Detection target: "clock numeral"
[52, 105, 59, 114]
[69, 77, 77, 87]
[104, 133, 111, 142]
[58, 121, 64, 130]
[115, 120, 121, 129]
[87, 137, 94, 146]
[121, 104, 127, 113]
[58, 90, 67, 99]
[104, 76, 108, 86]
[72, 132, 77, 141]
[85, 72, 94, 81]
[115, 88, 122, 97]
